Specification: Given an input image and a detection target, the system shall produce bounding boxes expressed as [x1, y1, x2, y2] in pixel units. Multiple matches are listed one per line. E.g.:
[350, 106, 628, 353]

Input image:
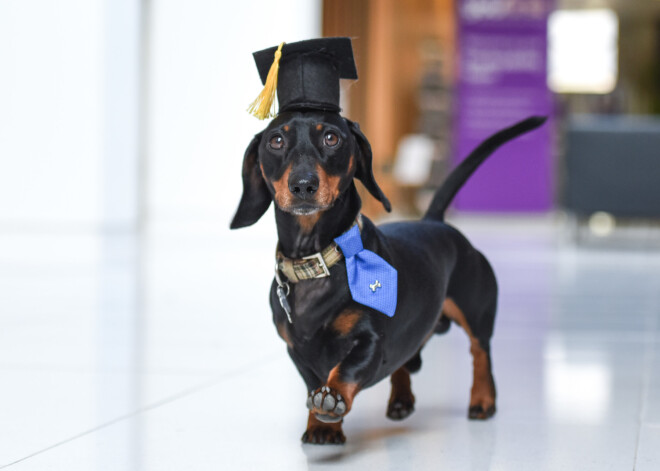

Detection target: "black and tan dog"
[231, 38, 545, 444]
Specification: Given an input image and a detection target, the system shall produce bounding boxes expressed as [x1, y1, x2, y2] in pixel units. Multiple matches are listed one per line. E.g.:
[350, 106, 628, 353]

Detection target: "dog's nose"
[288, 173, 319, 199]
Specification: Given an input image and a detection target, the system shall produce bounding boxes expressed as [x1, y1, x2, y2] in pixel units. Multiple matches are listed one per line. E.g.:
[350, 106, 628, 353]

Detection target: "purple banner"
[453, 0, 554, 212]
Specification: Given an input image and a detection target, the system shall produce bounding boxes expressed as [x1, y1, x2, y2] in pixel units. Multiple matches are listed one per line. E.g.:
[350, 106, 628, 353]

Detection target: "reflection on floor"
[0, 216, 659, 470]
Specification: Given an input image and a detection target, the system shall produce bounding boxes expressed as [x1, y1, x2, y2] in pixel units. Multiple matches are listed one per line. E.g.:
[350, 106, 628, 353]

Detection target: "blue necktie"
[334, 225, 397, 317]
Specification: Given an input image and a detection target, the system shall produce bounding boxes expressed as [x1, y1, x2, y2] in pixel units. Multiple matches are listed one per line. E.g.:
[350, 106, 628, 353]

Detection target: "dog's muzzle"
[288, 172, 319, 201]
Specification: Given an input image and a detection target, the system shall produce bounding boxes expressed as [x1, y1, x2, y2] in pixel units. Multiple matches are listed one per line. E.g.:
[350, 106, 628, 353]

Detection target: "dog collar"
[275, 214, 397, 320]
[276, 216, 362, 283]
[276, 242, 343, 282]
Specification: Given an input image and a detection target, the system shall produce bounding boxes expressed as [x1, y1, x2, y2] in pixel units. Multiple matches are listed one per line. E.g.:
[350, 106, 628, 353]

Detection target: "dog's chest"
[284, 314, 357, 375]
[286, 277, 350, 338]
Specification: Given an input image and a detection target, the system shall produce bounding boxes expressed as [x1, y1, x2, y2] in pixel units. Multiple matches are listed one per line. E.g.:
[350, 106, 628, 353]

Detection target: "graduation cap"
[247, 37, 358, 120]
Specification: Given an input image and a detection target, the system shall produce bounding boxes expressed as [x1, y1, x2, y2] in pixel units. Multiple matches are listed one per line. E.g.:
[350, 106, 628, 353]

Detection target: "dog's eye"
[269, 135, 284, 150]
[324, 132, 339, 147]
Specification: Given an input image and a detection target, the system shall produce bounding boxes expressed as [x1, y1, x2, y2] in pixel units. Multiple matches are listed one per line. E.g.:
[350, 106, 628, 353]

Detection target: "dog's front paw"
[302, 423, 346, 445]
[306, 386, 347, 423]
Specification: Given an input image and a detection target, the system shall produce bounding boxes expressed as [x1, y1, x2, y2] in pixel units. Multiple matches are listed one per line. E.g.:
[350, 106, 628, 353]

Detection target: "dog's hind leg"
[442, 298, 496, 420]
[386, 366, 415, 420]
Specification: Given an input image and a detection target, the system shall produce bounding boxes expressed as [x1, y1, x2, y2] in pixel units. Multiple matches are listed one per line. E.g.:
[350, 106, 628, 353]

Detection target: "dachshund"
[231, 112, 546, 444]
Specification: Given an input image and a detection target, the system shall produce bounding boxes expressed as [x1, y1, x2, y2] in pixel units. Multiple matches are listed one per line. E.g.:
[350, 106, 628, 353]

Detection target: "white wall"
[0, 0, 321, 230]
[147, 0, 321, 226]
[102, 0, 142, 229]
[0, 0, 103, 228]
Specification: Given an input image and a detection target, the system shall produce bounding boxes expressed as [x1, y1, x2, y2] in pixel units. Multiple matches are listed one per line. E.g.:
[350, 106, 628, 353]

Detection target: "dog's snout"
[288, 173, 319, 200]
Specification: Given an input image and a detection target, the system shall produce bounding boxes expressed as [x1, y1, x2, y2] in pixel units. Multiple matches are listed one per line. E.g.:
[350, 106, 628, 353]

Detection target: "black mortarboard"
[248, 37, 358, 119]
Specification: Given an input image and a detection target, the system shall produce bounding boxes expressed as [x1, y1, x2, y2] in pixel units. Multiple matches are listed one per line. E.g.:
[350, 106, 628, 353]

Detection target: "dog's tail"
[423, 116, 547, 222]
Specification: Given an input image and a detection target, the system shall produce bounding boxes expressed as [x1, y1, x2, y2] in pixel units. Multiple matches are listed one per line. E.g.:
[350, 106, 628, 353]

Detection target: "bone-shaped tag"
[369, 280, 382, 293]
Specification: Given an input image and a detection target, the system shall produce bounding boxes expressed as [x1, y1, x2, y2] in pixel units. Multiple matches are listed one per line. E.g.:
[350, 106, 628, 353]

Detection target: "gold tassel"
[247, 42, 285, 120]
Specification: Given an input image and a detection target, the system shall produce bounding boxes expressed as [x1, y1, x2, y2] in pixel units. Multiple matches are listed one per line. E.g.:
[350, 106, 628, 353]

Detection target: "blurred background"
[1, 0, 659, 233]
[1, 0, 660, 469]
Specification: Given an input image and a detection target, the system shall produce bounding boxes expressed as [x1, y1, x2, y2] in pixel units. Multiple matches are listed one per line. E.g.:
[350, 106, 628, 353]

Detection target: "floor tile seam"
[633, 331, 657, 470]
[0, 364, 239, 375]
[642, 423, 660, 428]
[0, 351, 279, 469]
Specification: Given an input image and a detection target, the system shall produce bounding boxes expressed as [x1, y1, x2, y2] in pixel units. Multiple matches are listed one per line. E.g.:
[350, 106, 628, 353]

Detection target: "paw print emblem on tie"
[369, 280, 382, 293]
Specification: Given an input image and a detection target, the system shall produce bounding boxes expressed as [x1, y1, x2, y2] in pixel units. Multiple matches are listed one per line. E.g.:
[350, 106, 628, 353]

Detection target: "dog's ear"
[230, 132, 271, 229]
[346, 119, 391, 212]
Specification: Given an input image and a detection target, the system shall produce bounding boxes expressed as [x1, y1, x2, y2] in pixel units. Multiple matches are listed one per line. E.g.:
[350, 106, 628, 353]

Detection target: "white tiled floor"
[1, 216, 659, 470]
